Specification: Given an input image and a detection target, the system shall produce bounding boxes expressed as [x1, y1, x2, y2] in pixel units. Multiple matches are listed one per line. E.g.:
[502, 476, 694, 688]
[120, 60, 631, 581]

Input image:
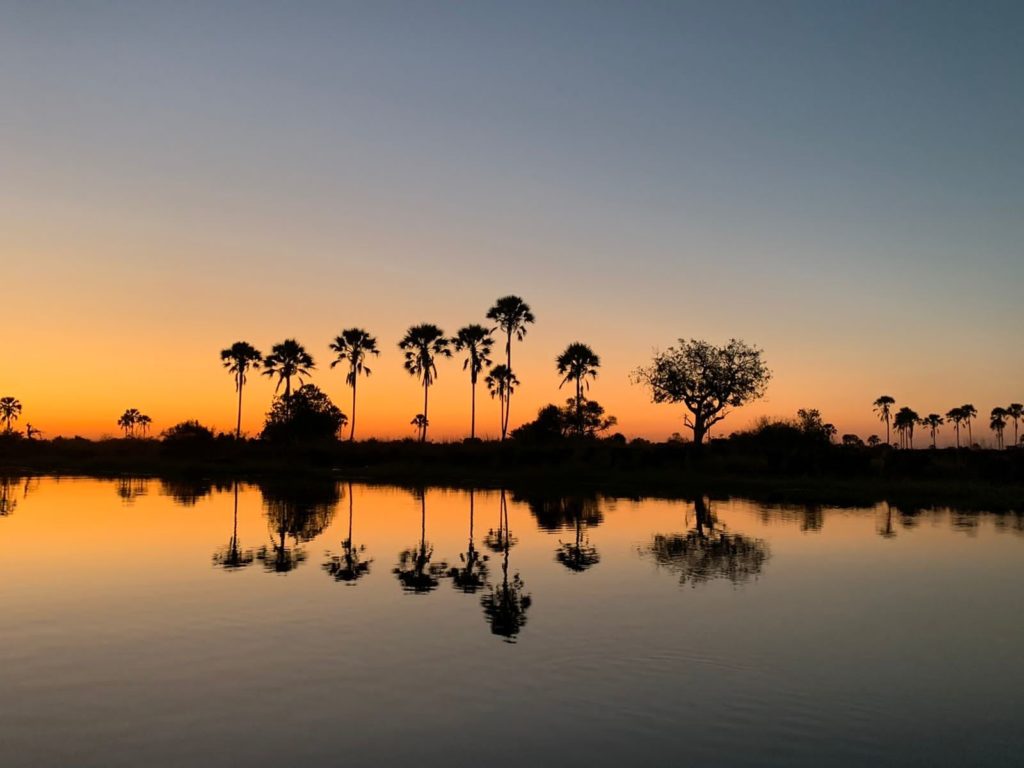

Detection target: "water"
[1, 476, 1022, 767]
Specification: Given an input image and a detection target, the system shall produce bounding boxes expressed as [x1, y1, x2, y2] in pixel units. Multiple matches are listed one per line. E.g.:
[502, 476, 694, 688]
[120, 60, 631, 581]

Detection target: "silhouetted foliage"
[261, 384, 346, 443]
[632, 338, 770, 445]
[262, 339, 315, 398]
[220, 341, 262, 439]
[453, 325, 494, 440]
[329, 328, 379, 442]
[486, 295, 535, 439]
[556, 342, 601, 437]
[873, 396, 896, 446]
[399, 324, 451, 443]
[161, 420, 215, 443]
[0, 397, 22, 434]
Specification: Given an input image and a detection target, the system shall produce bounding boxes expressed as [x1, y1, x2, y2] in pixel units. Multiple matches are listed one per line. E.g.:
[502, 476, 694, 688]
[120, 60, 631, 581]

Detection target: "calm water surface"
[1, 476, 1022, 767]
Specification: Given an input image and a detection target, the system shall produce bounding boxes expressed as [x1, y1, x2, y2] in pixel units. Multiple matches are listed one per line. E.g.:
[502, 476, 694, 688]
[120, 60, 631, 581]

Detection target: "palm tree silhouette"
[0, 397, 23, 433]
[212, 481, 255, 570]
[394, 490, 448, 593]
[262, 339, 315, 399]
[449, 489, 489, 592]
[136, 413, 152, 437]
[485, 365, 519, 439]
[873, 395, 895, 446]
[922, 413, 944, 448]
[556, 342, 600, 437]
[323, 482, 373, 584]
[990, 407, 1008, 449]
[486, 296, 535, 439]
[480, 490, 531, 642]
[452, 324, 494, 439]
[945, 406, 965, 448]
[398, 324, 451, 443]
[1006, 403, 1023, 448]
[961, 404, 977, 446]
[893, 406, 920, 449]
[329, 329, 379, 441]
[117, 408, 142, 437]
[256, 480, 338, 574]
[220, 341, 263, 439]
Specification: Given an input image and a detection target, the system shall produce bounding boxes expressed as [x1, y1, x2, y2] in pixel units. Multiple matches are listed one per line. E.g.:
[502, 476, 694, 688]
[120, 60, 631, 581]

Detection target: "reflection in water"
[160, 478, 220, 507]
[449, 489, 489, 593]
[644, 497, 769, 586]
[256, 480, 338, 574]
[480, 490, 532, 642]
[519, 492, 602, 573]
[0, 476, 27, 517]
[394, 490, 449, 593]
[323, 482, 373, 584]
[483, 489, 517, 552]
[116, 477, 149, 505]
[212, 482, 254, 570]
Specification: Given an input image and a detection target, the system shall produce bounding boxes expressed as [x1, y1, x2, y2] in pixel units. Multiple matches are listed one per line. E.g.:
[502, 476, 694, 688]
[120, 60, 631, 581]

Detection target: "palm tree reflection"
[212, 481, 255, 570]
[449, 489, 489, 593]
[256, 480, 338, 574]
[483, 489, 517, 552]
[0, 476, 20, 517]
[115, 477, 149, 505]
[394, 489, 448, 593]
[644, 497, 768, 586]
[480, 490, 531, 642]
[324, 482, 373, 584]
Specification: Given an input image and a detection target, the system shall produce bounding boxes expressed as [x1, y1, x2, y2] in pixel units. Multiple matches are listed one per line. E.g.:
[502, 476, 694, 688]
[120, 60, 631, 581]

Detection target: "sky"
[2, 1, 1022, 444]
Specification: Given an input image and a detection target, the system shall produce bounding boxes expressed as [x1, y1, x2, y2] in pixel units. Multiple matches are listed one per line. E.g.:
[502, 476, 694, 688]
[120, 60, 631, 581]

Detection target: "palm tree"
[556, 342, 600, 437]
[485, 365, 519, 437]
[990, 407, 1008, 449]
[873, 395, 896, 446]
[961, 403, 977, 446]
[262, 339, 315, 399]
[410, 413, 429, 441]
[0, 397, 22, 433]
[220, 341, 263, 439]
[452, 324, 494, 439]
[945, 406, 965, 448]
[486, 296, 535, 439]
[893, 406, 919, 449]
[922, 413, 944, 448]
[117, 408, 141, 437]
[866, 435, 881, 447]
[136, 413, 152, 437]
[1006, 403, 1023, 448]
[329, 328, 379, 441]
[394, 490, 448, 593]
[398, 324, 451, 443]
[323, 482, 372, 583]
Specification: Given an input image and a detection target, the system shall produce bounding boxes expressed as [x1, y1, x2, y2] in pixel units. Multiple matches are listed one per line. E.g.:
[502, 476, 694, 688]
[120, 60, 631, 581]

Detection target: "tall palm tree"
[398, 324, 451, 443]
[220, 341, 263, 439]
[873, 395, 896, 446]
[329, 328, 379, 441]
[262, 339, 315, 399]
[486, 296, 535, 439]
[945, 406, 965, 448]
[1006, 403, 1023, 448]
[0, 397, 22, 433]
[922, 413, 944, 449]
[990, 407, 1008, 449]
[452, 324, 494, 439]
[556, 342, 600, 436]
[117, 408, 142, 437]
[136, 413, 152, 437]
[485, 365, 519, 437]
[961, 403, 977, 446]
[893, 406, 919, 449]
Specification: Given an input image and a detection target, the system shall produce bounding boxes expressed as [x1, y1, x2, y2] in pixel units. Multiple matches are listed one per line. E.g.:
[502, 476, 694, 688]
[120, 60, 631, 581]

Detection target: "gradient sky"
[2, 1, 1022, 444]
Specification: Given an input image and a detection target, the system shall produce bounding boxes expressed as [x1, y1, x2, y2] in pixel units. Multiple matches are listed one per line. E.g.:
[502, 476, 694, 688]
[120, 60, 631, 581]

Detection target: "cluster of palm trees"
[873, 396, 1022, 449]
[1, 397, 22, 433]
[217, 294, 607, 442]
[116, 408, 152, 438]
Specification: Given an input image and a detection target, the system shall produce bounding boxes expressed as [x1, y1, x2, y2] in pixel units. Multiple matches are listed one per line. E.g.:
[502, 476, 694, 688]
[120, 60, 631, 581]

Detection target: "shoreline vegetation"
[2, 434, 1021, 511]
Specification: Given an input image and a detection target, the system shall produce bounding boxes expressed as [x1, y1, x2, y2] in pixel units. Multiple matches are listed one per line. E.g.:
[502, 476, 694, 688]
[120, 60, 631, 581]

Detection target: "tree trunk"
[470, 375, 476, 439]
[236, 373, 244, 439]
[422, 379, 429, 443]
[350, 377, 357, 441]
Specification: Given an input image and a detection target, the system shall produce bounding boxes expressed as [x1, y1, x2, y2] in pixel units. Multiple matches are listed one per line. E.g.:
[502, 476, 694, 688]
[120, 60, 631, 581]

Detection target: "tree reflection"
[394, 489, 448, 593]
[483, 489, 517, 552]
[161, 478, 220, 507]
[256, 479, 338, 574]
[115, 477, 149, 505]
[643, 497, 768, 586]
[324, 482, 373, 584]
[518, 492, 602, 573]
[449, 489, 489, 593]
[0, 476, 21, 517]
[212, 481, 254, 570]
[480, 490, 531, 642]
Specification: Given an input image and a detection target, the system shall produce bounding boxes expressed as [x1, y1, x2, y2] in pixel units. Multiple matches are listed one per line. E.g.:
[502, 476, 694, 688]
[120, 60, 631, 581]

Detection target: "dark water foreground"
[1, 477, 1022, 767]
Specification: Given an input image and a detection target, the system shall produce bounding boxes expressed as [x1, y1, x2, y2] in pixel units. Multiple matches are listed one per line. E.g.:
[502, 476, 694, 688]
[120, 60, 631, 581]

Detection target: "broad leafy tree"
[632, 339, 770, 445]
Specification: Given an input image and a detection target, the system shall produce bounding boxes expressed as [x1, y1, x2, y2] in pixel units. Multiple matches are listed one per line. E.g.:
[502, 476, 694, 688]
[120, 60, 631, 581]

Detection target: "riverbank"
[2, 435, 1022, 511]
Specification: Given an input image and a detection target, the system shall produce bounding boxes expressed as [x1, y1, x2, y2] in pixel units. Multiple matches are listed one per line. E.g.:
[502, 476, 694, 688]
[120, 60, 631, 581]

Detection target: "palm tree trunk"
[885, 416, 890, 446]
[503, 332, 512, 440]
[470, 376, 477, 439]
[576, 377, 583, 436]
[236, 374, 244, 439]
[422, 379, 429, 443]
[350, 377, 357, 441]
[967, 420, 973, 446]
